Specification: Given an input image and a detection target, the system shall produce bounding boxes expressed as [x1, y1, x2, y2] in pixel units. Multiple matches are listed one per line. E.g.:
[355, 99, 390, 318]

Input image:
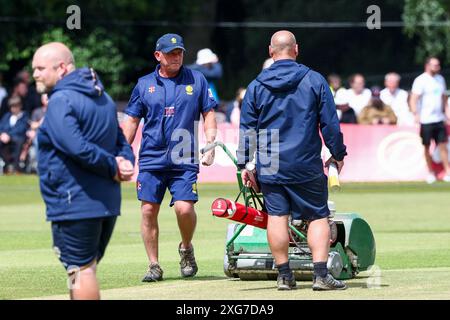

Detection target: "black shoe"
[277, 273, 297, 290]
[142, 262, 164, 282]
[179, 243, 198, 277]
[312, 274, 347, 291]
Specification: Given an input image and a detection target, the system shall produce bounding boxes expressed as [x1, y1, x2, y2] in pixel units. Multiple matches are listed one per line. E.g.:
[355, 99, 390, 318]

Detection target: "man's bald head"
[33, 42, 75, 68]
[32, 42, 76, 93]
[269, 30, 298, 61]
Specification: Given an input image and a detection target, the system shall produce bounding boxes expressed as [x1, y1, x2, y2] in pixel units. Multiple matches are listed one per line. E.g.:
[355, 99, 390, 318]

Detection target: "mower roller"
[202, 141, 376, 281]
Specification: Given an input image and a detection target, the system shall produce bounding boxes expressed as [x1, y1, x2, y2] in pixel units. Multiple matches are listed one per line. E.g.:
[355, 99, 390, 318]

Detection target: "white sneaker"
[443, 175, 450, 182]
[426, 173, 437, 184]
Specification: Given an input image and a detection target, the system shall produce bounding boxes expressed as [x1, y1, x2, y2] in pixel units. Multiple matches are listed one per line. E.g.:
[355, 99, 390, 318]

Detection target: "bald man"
[32, 42, 135, 299]
[238, 31, 348, 291]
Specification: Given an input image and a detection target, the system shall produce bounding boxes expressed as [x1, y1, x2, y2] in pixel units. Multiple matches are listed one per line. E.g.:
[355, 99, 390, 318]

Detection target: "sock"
[276, 262, 292, 278]
[313, 262, 328, 278]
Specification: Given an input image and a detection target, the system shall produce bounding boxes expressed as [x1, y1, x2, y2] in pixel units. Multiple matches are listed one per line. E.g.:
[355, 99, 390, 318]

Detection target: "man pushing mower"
[237, 30, 348, 291]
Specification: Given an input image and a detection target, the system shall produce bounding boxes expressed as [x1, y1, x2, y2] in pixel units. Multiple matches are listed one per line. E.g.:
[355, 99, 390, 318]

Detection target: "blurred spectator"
[0, 78, 29, 120]
[334, 88, 357, 124]
[410, 56, 450, 183]
[358, 87, 397, 125]
[225, 87, 246, 126]
[262, 58, 274, 70]
[188, 48, 223, 102]
[0, 96, 29, 174]
[17, 70, 41, 115]
[328, 73, 344, 97]
[347, 74, 372, 116]
[19, 94, 48, 172]
[0, 73, 7, 107]
[371, 86, 381, 97]
[380, 72, 415, 126]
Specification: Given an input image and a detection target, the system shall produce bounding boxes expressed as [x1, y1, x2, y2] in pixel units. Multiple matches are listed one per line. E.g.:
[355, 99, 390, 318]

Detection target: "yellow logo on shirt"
[186, 85, 194, 95]
[192, 183, 197, 194]
[171, 37, 177, 44]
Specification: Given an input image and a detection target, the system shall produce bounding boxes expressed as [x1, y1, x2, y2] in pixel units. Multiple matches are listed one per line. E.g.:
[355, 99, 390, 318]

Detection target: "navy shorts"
[420, 121, 448, 146]
[137, 170, 198, 206]
[260, 175, 329, 221]
[51, 216, 117, 273]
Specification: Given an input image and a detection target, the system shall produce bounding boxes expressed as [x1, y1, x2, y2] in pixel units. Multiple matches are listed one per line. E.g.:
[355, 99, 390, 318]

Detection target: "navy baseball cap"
[155, 33, 185, 53]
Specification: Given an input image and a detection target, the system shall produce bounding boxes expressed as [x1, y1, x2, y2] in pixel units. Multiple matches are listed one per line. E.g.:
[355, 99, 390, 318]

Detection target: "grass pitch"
[1, 176, 450, 300]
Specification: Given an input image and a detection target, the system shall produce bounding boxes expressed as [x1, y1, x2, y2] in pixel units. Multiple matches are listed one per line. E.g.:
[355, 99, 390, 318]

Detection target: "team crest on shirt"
[148, 86, 155, 93]
[192, 183, 198, 194]
[164, 106, 175, 117]
[186, 85, 194, 95]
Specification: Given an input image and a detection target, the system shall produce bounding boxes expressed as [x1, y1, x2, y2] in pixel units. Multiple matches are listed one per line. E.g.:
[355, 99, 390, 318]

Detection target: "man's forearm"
[203, 111, 217, 143]
[443, 94, 449, 113]
[409, 94, 418, 114]
[122, 116, 140, 144]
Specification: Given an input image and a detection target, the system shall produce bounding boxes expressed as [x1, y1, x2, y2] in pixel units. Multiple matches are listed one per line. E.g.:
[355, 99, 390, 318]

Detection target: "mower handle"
[200, 142, 220, 154]
[200, 141, 239, 168]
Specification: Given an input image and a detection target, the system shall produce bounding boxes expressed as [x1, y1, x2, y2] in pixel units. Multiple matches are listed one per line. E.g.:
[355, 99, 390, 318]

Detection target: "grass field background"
[1, 175, 450, 299]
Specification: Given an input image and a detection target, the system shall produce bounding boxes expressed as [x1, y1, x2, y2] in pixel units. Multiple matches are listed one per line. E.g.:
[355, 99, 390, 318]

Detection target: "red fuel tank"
[211, 198, 268, 229]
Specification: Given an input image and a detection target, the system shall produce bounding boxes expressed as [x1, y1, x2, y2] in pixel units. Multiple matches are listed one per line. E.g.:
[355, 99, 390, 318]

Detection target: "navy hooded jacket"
[237, 59, 347, 184]
[37, 68, 135, 222]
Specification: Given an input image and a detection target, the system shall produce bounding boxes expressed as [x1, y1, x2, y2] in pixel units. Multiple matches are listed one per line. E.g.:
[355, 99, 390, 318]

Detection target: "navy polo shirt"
[125, 65, 217, 172]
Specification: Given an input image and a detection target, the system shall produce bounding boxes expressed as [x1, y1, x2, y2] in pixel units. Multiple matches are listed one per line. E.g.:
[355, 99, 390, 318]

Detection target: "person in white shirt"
[410, 57, 450, 183]
[380, 72, 415, 126]
[334, 87, 357, 123]
[0, 97, 29, 173]
[347, 74, 372, 116]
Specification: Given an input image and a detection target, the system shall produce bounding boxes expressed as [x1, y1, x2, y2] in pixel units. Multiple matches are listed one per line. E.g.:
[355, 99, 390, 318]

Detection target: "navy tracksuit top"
[38, 68, 135, 221]
[237, 59, 347, 184]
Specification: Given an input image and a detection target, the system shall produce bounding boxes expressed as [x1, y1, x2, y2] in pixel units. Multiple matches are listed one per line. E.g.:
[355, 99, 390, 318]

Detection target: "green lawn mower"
[204, 141, 376, 281]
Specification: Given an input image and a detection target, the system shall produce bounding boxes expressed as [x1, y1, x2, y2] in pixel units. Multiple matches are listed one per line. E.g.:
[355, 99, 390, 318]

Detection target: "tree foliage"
[5, 27, 128, 98]
[1, 0, 447, 100]
[403, 0, 450, 64]
[0, 0, 203, 99]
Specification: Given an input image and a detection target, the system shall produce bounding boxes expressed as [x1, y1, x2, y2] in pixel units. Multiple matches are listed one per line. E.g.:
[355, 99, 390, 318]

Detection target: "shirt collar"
[155, 64, 184, 83]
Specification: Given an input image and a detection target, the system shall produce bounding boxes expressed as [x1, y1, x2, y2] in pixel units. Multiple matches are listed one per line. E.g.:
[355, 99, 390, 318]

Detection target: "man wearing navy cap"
[123, 33, 217, 282]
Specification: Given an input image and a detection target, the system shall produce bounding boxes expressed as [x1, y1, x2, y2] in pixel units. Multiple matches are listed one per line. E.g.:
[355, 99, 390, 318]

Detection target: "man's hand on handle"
[241, 169, 254, 188]
[325, 157, 344, 174]
[200, 149, 215, 166]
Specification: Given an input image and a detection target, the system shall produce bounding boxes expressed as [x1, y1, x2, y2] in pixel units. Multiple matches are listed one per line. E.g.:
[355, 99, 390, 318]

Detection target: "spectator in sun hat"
[188, 48, 223, 102]
[334, 87, 357, 124]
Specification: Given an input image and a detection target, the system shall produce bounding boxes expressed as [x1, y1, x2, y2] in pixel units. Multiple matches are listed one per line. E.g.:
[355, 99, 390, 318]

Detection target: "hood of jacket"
[256, 59, 310, 92]
[51, 67, 105, 97]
